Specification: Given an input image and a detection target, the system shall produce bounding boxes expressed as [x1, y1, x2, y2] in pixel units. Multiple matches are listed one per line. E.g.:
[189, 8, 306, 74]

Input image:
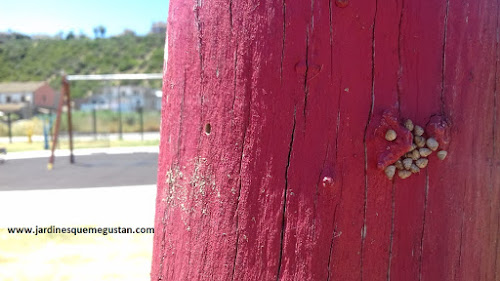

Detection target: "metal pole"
[7, 113, 12, 144]
[92, 103, 97, 140]
[43, 116, 49, 150]
[64, 77, 75, 164]
[118, 87, 123, 140]
[139, 107, 144, 141]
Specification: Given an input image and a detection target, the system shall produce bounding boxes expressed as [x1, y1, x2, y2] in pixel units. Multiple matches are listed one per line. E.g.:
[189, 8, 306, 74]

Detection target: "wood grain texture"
[151, 0, 500, 280]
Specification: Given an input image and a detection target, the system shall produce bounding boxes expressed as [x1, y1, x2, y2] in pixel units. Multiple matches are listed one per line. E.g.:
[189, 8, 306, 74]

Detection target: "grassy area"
[0, 228, 153, 281]
[1, 139, 159, 153]
[0, 111, 161, 137]
[0, 33, 165, 98]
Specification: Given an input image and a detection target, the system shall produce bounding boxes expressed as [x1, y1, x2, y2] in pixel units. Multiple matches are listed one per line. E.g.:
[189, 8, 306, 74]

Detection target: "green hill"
[0, 33, 165, 98]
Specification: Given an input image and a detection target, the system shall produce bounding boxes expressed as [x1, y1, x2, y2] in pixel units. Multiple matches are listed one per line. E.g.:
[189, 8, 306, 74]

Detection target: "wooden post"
[151, 1, 500, 280]
[48, 76, 66, 170]
[48, 75, 74, 169]
[64, 77, 74, 164]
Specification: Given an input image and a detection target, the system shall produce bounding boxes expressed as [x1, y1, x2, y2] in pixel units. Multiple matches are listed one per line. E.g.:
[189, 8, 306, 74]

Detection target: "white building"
[0, 81, 58, 118]
[79, 85, 161, 112]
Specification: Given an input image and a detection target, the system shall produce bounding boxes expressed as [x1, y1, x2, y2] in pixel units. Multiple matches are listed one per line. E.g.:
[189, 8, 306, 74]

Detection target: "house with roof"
[78, 85, 161, 112]
[0, 81, 58, 118]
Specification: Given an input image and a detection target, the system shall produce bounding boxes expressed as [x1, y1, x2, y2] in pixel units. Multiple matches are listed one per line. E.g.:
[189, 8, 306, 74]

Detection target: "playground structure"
[47, 73, 162, 170]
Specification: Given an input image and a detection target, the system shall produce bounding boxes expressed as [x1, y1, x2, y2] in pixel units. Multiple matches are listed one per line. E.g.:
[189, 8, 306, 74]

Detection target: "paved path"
[1, 148, 159, 190]
[0, 147, 159, 227]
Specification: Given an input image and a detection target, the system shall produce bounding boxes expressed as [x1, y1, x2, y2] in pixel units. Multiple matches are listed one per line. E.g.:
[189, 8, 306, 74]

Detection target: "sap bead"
[398, 170, 412, 179]
[426, 138, 439, 151]
[403, 158, 413, 170]
[414, 125, 424, 136]
[414, 136, 426, 148]
[385, 165, 396, 180]
[419, 148, 432, 157]
[437, 150, 447, 160]
[395, 160, 404, 170]
[385, 129, 397, 141]
[410, 164, 420, 174]
[404, 119, 414, 131]
[415, 158, 428, 168]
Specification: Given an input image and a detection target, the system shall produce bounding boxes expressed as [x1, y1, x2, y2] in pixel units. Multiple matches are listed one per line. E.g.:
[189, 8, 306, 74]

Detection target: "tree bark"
[151, 0, 500, 280]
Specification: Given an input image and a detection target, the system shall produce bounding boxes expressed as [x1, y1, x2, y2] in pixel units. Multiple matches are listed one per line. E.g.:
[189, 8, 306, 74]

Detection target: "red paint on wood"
[372, 110, 413, 170]
[151, 0, 500, 280]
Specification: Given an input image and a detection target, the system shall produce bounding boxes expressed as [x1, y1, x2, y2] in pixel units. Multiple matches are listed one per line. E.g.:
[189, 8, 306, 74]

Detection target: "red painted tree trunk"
[151, 0, 500, 280]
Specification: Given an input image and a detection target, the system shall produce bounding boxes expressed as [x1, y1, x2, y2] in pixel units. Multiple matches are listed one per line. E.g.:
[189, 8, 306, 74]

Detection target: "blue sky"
[0, 0, 169, 37]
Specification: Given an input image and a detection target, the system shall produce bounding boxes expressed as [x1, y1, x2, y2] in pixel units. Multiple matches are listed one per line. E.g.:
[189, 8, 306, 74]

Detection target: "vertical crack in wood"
[276, 108, 297, 281]
[455, 179, 467, 280]
[327, 167, 344, 280]
[492, 1, 499, 279]
[327, 86, 343, 281]
[386, 182, 395, 281]
[303, 0, 315, 119]
[335, 78, 342, 162]
[328, 0, 333, 76]
[326, 5, 340, 277]
[157, 207, 169, 280]
[280, 0, 286, 83]
[418, 170, 430, 281]
[440, 0, 450, 115]
[361, 1, 378, 280]
[230, 115, 249, 281]
[231, 49, 251, 281]
[194, 0, 205, 129]
[229, 138, 243, 276]
[396, 0, 404, 115]
[303, 32, 310, 118]
[229, 0, 233, 30]
[195, 0, 203, 71]
[326, 204, 340, 281]
[495, 212, 500, 279]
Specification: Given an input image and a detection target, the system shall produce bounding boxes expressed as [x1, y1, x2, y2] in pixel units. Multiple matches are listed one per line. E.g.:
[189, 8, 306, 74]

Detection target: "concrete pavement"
[0, 147, 159, 228]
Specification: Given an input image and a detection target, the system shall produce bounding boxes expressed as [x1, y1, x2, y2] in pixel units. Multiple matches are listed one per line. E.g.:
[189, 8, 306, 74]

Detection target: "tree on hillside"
[93, 25, 106, 38]
[65, 31, 75, 40]
[151, 0, 500, 280]
[98, 26, 106, 38]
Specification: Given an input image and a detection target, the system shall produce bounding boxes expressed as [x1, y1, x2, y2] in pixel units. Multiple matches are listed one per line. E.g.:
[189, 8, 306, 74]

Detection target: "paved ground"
[0, 147, 159, 227]
[0, 150, 158, 191]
